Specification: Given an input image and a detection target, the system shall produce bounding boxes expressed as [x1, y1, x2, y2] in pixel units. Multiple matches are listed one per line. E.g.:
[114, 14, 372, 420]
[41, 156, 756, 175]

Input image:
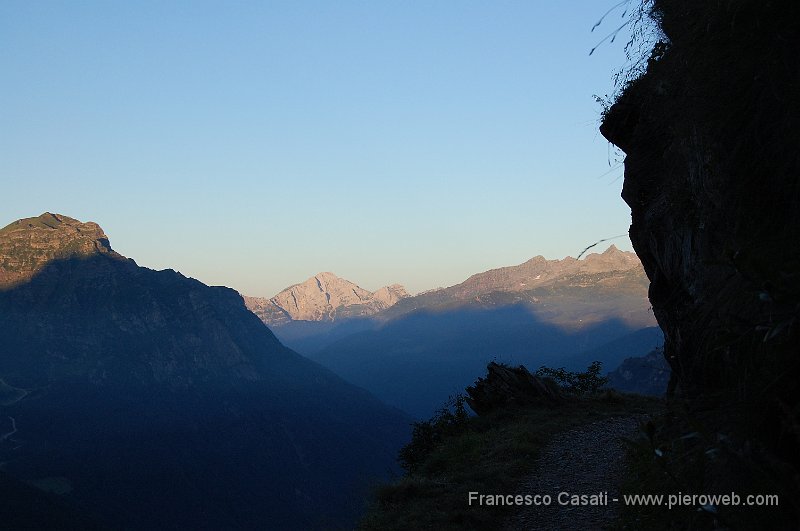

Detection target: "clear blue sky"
[1, 1, 638, 297]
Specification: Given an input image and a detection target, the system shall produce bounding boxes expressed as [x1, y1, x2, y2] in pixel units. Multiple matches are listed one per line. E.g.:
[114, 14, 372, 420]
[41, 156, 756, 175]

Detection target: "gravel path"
[505, 416, 641, 531]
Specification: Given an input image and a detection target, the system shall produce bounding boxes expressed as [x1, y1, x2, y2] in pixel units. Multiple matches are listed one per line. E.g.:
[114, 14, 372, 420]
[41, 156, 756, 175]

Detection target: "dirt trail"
[505, 416, 641, 530]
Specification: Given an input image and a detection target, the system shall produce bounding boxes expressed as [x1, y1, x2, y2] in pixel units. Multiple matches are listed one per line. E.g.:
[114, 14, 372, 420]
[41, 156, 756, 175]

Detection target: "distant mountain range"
[0, 213, 410, 529]
[383, 245, 648, 324]
[246, 245, 649, 330]
[245, 246, 662, 418]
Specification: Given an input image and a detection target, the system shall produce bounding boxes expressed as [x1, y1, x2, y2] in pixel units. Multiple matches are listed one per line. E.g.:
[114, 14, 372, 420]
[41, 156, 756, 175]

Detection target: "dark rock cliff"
[602, 0, 800, 399]
[600, 0, 799, 522]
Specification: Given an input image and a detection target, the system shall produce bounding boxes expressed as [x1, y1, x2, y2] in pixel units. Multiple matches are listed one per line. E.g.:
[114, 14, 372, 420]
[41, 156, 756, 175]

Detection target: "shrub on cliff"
[398, 394, 470, 473]
[535, 361, 609, 395]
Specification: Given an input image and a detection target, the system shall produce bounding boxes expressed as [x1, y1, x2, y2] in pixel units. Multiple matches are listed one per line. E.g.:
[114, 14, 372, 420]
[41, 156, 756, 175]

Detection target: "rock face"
[372, 283, 409, 307]
[600, 0, 798, 520]
[601, 1, 799, 402]
[0, 213, 119, 288]
[465, 362, 563, 415]
[245, 272, 409, 326]
[601, 2, 800, 400]
[0, 213, 410, 529]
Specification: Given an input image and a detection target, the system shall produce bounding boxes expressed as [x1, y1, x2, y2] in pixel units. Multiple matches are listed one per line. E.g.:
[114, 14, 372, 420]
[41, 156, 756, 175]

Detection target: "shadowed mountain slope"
[0, 213, 410, 530]
[607, 348, 671, 397]
[307, 308, 661, 419]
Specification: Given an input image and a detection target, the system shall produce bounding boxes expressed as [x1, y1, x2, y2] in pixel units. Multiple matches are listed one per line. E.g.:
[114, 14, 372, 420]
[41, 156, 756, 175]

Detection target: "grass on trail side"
[614, 399, 798, 531]
[360, 392, 664, 531]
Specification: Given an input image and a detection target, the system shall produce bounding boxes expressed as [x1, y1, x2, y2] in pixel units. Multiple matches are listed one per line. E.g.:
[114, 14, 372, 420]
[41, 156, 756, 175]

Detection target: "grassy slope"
[361, 393, 663, 530]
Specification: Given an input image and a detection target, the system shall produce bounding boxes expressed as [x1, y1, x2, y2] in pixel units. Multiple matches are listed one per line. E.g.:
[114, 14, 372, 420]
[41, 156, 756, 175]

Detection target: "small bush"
[398, 394, 470, 473]
[535, 361, 609, 395]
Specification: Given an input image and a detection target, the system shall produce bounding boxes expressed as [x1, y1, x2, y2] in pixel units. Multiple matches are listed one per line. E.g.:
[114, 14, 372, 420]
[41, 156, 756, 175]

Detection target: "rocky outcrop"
[0, 213, 122, 288]
[601, 0, 800, 396]
[465, 362, 563, 415]
[600, 0, 799, 522]
[245, 272, 409, 326]
[601, 0, 799, 400]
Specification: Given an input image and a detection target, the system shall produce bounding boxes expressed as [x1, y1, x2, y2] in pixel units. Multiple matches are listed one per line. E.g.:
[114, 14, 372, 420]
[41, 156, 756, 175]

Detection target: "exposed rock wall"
[465, 362, 563, 415]
[600, 0, 799, 508]
[0, 213, 121, 288]
[602, 0, 799, 399]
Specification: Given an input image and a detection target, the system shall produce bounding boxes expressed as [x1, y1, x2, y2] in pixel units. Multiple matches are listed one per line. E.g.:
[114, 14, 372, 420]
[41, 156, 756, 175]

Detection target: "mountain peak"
[0, 213, 120, 288]
[246, 273, 409, 324]
[372, 284, 410, 306]
[276, 273, 408, 321]
[0, 212, 112, 249]
[582, 244, 636, 266]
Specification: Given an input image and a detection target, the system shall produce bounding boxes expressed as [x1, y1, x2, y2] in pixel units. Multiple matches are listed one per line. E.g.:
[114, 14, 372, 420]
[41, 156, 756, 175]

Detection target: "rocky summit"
[245, 272, 409, 326]
[0, 213, 121, 288]
[0, 213, 410, 530]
